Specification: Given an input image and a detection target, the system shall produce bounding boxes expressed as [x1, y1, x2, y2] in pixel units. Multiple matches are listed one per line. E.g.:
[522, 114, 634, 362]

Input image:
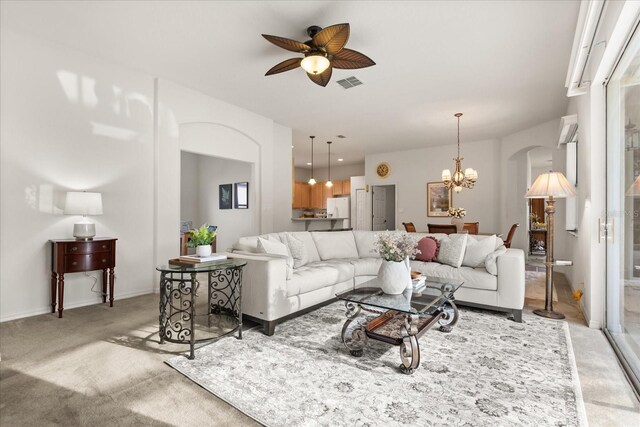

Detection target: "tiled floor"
[525, 267, 640, 426]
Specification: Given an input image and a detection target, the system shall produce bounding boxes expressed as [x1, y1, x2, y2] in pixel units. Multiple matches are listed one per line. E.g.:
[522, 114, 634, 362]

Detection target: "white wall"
[0, 30, 156, 320]
[0, 29, 294, 321]
[155, 80, 293, 273]
[180, 151, 200, 227]
[499, 119, 569, 255]
[365, 139, 501, 233]
[562, 0, 630, 329]
[294, 163, 364, 183]
[197, 156, 254, 251]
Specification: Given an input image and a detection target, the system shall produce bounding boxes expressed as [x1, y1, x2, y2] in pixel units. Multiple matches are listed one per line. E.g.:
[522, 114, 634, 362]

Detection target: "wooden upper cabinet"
[331, 180, 343, 196]
[310, 183, 323, 209]
[322, 183, 334, 208]
[293, 181, 310, 209]
[341, 179, 351, 195]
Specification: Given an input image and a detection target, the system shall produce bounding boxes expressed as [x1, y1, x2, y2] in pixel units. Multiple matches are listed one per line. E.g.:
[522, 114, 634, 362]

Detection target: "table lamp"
[64, 191, 103, 240]
[525, 171, 576, 319]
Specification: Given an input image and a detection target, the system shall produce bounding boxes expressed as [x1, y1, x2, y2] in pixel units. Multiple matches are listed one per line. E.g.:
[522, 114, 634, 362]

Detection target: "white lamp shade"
[300, 55, 330, 75]
[525, 172, 576, 199]
[441, 169, 452, 181]
[64, 192, 103, 215]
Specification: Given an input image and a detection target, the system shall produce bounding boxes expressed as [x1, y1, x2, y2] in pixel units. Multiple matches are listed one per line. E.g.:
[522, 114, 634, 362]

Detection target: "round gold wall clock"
[376, 162, 390, 178]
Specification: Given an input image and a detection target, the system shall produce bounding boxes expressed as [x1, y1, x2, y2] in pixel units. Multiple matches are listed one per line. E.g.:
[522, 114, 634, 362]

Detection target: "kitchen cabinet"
[332, 179, 350, 196]
[331, 180, 343, 196]
[322, 183, 334, 208]
[310, 182, 324, 209]
[293, 181, 310, 209]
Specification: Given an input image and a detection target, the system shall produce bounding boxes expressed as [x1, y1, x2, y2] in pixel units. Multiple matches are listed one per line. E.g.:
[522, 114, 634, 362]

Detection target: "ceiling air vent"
[336, 76, 363, 89]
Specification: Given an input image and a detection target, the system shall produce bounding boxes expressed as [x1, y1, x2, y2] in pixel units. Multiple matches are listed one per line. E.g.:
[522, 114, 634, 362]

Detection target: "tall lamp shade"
[524, 171, 576, 319]
[64, 192, 103, 240]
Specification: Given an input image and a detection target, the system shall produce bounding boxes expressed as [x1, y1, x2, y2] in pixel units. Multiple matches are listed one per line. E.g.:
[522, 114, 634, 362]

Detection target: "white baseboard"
[0, 288, 154, 323]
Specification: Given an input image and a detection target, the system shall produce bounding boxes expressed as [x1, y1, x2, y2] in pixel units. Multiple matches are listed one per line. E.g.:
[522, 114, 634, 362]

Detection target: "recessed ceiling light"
[306, 162, 312, 166]
[338, 158, 344, 162]
[291, 145, 294, 148]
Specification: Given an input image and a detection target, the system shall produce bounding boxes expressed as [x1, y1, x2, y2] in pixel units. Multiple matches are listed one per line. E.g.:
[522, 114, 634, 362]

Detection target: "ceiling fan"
[262, 23, 376, 87]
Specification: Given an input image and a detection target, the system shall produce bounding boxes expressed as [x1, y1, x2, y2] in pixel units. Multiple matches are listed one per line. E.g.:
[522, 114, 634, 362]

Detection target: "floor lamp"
[525, 171, 576, 319]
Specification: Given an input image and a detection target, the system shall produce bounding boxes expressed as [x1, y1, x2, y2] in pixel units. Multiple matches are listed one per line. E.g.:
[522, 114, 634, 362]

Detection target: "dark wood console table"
[49, 237, 117, 318]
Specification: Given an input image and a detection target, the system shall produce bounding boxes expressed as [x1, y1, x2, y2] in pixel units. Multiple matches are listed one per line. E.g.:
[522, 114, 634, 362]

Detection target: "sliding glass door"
[606, 24, 640, 390]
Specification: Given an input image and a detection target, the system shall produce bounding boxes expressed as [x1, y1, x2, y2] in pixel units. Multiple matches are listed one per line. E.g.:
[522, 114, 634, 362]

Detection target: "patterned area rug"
[167, 303, 587, 426]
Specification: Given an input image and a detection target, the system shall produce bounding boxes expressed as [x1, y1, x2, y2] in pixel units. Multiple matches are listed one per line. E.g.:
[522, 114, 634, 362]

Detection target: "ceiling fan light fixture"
[301, 54, 330, 75]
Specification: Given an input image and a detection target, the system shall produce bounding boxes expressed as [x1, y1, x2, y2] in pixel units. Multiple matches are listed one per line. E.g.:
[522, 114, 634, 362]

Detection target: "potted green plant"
[187, 224, 216, 257]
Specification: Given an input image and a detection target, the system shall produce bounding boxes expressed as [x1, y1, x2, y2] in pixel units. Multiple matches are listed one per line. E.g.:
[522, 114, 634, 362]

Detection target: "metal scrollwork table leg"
[341, 302, 368, 357]
[399, 314, 420, 374]
[438, 300, 459, 333]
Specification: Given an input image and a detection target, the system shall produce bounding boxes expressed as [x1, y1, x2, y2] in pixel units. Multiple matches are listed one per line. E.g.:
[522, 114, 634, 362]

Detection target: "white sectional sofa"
[229, 230, 525, 335]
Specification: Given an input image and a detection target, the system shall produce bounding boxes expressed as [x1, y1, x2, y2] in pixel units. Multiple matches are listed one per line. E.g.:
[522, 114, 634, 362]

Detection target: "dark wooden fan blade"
[262, 34, 310, 53]
[307, 65, 333, 87]
[265, 58, 302, 75]
[332, 48, 376, 69]
[312, 23, 350, 55]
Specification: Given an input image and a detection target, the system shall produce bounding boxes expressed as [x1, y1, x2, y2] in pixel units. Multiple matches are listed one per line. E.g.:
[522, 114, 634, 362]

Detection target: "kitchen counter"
[291, 217, 349, 231]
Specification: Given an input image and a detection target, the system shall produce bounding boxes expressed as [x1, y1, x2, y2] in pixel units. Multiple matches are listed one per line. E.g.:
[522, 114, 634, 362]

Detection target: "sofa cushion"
[352, 231, 380, 258]
[311, 231, 359, 260]
[436, 234, 468, 267]
[409, 260, 497, 291]
[462, 235, 496, 268]
[279, 231, 321, 263]
[416, 236, 440, 262]
[233, 233, 283, 252]
[284, 233, 308, 268]
[286, 260, 355, 297]
[348, 257, 382, 276]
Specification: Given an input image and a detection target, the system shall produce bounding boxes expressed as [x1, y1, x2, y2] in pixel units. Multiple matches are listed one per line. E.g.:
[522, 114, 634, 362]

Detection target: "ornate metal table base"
[340, 300, 459, 374]
[158, 264, 244, 359]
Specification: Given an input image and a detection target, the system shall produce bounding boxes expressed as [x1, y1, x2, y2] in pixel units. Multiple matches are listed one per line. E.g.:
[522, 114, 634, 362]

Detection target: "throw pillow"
[462, 235, 497, 268]
[284, 233, 307, 268]
[256, 237, 294, 279]
[415, 236, 440, 262]
[485, 245, 508, 275]
[436, 234, 468, 268]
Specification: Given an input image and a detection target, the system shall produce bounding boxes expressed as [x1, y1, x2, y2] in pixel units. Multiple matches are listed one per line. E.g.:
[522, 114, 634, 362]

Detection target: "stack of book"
[169, 253, 227, 268]
[412, 275, 427, 293]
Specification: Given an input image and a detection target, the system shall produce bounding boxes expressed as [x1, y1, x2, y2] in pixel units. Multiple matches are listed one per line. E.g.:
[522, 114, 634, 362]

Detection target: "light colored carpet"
[168, 302, 587, 427]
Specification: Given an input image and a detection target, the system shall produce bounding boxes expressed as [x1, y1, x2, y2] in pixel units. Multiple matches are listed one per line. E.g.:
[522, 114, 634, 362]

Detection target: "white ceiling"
[1, 1, 579, 168]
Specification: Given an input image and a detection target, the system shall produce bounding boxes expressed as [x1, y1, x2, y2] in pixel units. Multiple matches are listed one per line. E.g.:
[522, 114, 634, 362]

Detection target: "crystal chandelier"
[442, 113, 478, 193]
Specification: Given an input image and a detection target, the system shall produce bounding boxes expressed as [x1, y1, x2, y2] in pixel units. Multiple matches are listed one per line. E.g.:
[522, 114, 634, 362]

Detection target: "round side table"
[156, 259, 246, 359]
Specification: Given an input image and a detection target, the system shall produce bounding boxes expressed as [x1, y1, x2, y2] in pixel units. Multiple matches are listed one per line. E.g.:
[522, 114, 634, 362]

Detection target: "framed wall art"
[219, 184, 233, 210]
[234, 182, 249, 209]
[427, 181, 452, 217]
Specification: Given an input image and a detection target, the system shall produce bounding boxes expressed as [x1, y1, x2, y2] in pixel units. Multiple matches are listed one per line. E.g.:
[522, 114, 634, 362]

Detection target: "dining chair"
[503, 223, 519, 248]
[463, 222, 479, 235]
[427, 224, 458, 234]
[402, 222, 417, 232]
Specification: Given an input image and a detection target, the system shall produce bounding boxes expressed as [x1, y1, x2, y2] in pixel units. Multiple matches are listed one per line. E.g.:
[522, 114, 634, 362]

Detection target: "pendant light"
[308, 136, 316, 185]
[326, 141, 333, 187]
[441, 113, 478, 193]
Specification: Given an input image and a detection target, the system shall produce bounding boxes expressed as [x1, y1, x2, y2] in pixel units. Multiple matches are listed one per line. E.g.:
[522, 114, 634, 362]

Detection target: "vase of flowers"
[187, 224, 216, 257]
[374, 231, 420, 294]
[448, 207, 466, 233]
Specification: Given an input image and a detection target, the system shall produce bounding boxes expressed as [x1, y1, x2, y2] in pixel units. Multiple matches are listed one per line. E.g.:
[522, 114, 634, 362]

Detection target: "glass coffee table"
[336, 276, 463, 374]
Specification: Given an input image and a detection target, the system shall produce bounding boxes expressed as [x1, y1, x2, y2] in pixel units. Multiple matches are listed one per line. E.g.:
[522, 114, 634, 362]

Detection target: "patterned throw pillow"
[436, 234, 468, 268]
[415, 236, 440, 262]
[462, 235, 497, 268]
[285, 233, 307, 268]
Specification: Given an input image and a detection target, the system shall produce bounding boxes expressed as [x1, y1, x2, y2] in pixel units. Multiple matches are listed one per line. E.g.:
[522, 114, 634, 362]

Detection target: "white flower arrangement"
[374, 231, 420, 262]
[448, 207, 466, 219]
